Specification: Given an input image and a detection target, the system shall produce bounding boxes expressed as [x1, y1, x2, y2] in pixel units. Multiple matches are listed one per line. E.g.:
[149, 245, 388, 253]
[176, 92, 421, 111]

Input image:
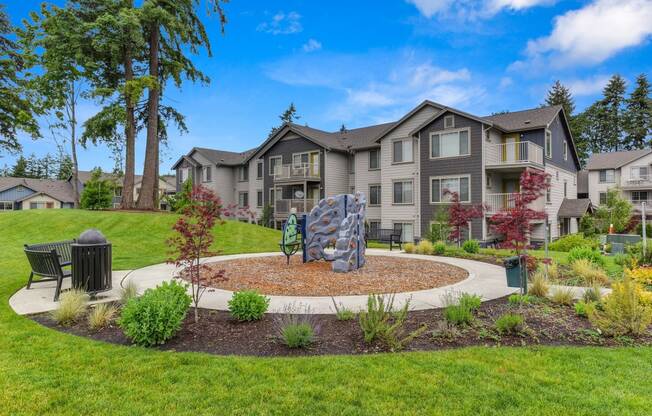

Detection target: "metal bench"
[23, 248, 71, 301]
[24, 240, 74, 267]
[366, 229, 403, 251]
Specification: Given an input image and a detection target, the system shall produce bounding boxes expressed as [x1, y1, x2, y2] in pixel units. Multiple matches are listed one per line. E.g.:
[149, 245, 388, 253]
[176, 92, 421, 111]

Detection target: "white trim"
[444, 114, 455, 129]
[545, 129, 552, 159]
[256, 189, 263, 208]
[391, 138, 415, 165]
[268, 156, 282, 176]
[256, 160, 264, 180]
[368, 183, 381, 206]
[429, 127, 471, 160]
[391, 178, 414, 205]
[563, 140, 568, 161]
[429, 174, 472, 204]
[368, 148, 381, 170]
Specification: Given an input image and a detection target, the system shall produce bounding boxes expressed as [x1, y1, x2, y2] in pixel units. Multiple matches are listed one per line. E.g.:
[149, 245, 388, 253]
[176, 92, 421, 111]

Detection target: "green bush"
[416, 240, 434, 255]
[579, 214, 597, 236]
[119, 281, 191, 347]
[433, 241, 447, 255]
[281, 323, 314, 348]
[459, 293, 482, 311]
[443, 292, 481, 327]
[613, 253, 636, 268]
[588, 276, 652, 336]
[462, 239, 480, 254]
[636, 222, 652, 238]
[228, 290, 270, 321]
[508, 294, 534, 306]
[331, 298, 356, 321]
[567, 246, 606, 268]
[549, 233, 599, 252]
[359, 294, 426, 351]
[495, 313, 525, 334]
[574, 301, 591, 318]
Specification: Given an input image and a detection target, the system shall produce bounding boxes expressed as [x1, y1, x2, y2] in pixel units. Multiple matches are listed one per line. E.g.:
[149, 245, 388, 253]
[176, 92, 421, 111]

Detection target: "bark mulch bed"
[31, 296, 652, 357]
[187, 255, 468, 296]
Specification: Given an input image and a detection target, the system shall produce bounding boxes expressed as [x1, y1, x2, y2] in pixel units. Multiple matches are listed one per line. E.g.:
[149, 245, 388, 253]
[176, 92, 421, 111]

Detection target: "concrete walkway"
[9, 249, 518, 315]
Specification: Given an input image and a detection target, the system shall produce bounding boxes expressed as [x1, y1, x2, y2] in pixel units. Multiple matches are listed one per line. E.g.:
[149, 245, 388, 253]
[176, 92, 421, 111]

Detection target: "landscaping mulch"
[31, 296, 652, 357]
[190, 255, 468, 296]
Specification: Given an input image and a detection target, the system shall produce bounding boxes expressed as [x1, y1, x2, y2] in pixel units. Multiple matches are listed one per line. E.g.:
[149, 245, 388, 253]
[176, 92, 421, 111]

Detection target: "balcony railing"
[485, 141, 544, 167]
[274, 198, 319, 215]
[485, 192, 545, 215]
[273, 163, 320, 182]
[624, 175, 652, 187]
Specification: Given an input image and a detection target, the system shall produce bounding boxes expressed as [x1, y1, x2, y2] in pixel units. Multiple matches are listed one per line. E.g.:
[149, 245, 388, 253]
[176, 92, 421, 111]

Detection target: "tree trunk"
[136, 22, 160, 210]
[70, 82, 79, 208]
[121, 40, 136, 210]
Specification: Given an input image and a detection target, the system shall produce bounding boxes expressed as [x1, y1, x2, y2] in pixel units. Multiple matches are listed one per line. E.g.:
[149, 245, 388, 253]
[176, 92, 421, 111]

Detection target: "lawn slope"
[1, 210, 651, 415]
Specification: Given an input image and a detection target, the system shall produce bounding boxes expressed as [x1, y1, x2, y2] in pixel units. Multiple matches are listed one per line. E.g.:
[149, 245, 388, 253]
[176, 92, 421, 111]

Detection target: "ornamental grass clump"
[528, 270, 550, 298]
[119, 280, 138, 304]
[359, 294, 426, 351]
[119, 281, 191, 347]
[228, 290, 270, 321]
[549, 286, 575, 306]
[570, 259, 609, 286]
[416, 240, 434, 255]
[433, 241, 447, 255]
[274, 303, 319, 349]
[51, 289, 88, 326]
[88, 302, 117, 330]
[588, 276, 652, 336]
[442, 291, 481, 327]
[331, 298, 356, 321]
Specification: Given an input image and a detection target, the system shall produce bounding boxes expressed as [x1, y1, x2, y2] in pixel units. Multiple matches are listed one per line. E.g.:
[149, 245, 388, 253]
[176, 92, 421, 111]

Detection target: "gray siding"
[175, 158, 197, 191]
[0, 186, 36, 202]
[548, 114, 578, 172]
[417, 111, 484, 240]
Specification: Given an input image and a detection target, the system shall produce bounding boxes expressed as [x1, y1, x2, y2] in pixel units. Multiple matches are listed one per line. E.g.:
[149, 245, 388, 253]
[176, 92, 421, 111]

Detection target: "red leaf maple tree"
[445, 190, 484, 246]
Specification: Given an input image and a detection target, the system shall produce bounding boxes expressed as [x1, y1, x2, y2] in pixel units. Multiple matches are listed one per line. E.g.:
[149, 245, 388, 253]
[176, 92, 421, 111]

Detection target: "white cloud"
[302, 38, 322, 52]
[499, 76, 513, 88]
[565, 75, 611, 96]
[257, 11, 302, 35]
[406, 0, 554, 20]
[523, 0, 652, 66]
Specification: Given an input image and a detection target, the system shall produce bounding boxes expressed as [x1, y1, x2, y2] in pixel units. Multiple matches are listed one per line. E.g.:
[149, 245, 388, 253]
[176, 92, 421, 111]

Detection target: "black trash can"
[504, 256, 526, 291]
[71, 229, 112, 296]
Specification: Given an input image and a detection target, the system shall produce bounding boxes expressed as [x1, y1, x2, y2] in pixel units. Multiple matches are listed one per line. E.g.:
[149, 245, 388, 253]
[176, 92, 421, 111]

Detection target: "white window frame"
[430, 175, 471, 204]
[392, 222, 414, 243]
[563, 140, 568, 161]
[391, 138, 414, 164]
[444, 115, 455, 129]
[599, 169, 615, 183]
[369, 184, 381, 206]
[545, 130, 552, 159]
[256, 160, 264, 179]
[269, 156, 282, 176]
[599, 192, 607, 205]
[238, 191, 249, 208]
[368, 149, 380, 170]
[392, 179, 414, 205]
[0, 201, 13, 210]
[632, 191, 649, 203]
[631, 165, 649, 180]
[202, 165, 212, 182]
[563, 180, 567, 198]
[269, 188, 277, 206]
[486, 173, 492, 188]
[179, 167, 190, 183]
[367, 220, 381, 236]
[256, 190, 263, 208]
[429, 128, 471, 159]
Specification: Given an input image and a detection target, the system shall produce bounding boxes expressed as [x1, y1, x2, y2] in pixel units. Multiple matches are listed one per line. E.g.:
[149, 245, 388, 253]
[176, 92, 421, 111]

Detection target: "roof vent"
[524, 120, 531, 124]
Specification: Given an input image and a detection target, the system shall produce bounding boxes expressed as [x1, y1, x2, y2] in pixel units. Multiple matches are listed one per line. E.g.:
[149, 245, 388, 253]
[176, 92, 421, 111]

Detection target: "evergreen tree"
[624, 74, 652, 149]
[600, 74, 627, 152]
[268, 103, 301, 138]
[10, 156, 28, 177]
[544, 80, 575, 116]
[80, 167, 114, 209]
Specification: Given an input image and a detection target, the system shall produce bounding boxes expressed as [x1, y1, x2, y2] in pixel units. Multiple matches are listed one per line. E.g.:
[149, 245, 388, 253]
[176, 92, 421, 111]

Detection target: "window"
[599, 169, 615, 183]
[369, 149, 380, 170]
[369, 184, 381, 206]
[367, 220, 381, 238]
[256, 161, 263, 179]
[632, 191, 649, 203]
[256, 190, 263, 207]
[30, 201, 51, 209]
[46, 202, 54, 209]
[114, 187, 123, 197]
[238, 165, 248, 182]
[392, 139, 413, 164]
[444, 115, 455, 129]
[238, 192, 249, 207]
[430, 129, 470, 159]
[486, 174, 492, 188]
[393, 222, 414, 243]
[631, 166, 649, 180]
[546, 178, 552, 203]
[430, 176, 470, 203]
[0, 201, 13, 210]
[179, 167, 190, 183]
[599, 192, 607, 205]
[269, 188, 276, 205]
[269, 156, 282, 176]
[202, 165, 212, 182]
[392, 180, 413, 204]
[563, 180, 567, 198]
[545, 130, 552, 158]
[563, 140, 568, 161]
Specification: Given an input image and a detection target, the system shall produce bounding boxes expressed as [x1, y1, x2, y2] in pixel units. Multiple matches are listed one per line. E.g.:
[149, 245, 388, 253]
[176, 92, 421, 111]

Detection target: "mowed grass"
[0, 211, 651, 415]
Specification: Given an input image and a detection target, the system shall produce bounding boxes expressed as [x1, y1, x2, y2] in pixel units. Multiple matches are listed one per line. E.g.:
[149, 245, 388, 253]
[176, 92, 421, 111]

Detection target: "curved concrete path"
[121, 249, 517, 314]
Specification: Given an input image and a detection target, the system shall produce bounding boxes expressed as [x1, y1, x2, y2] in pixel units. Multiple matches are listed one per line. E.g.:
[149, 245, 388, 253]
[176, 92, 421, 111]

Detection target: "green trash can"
[504, 256, 526, 291]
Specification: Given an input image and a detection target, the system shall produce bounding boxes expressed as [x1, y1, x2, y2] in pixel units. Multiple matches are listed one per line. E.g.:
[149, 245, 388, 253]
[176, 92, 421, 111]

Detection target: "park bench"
[23, 240, 74, 301]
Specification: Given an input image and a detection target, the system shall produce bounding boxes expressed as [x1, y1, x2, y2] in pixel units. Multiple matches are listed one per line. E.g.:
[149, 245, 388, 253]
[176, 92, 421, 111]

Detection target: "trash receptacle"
[504, 256, 525, 290]
[71, 229, 112, 296]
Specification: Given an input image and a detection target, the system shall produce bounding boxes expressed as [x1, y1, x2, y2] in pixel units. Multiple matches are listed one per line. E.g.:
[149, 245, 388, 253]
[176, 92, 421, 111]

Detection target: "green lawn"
[1, 211, 651, 415]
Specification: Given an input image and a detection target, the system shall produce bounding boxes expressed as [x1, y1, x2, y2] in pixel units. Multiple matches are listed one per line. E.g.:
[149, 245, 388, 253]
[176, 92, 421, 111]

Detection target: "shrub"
[613, 253, 636, 269]
[495, 313, 525, 335]
[120, 280, 138, 304]
[574, 301, 591, 318]
[580, 214, 597, 236]
[459, 293, 482, 311]
[119, 281, 191, 347]
[88, 303, 117, 330]
[567, 246, 606, 268]
[588, 276, 652, 336]
[636, 222, 652, 238]
[442, 292, 481, 327]
[549, 233, 599, 252]
[433, 241, 447, 255]
[274, 303, 319, 349]
[462, 239, 480, 254]
[570, 259, 609, 286]
[508, 293, 534, 306]
[583, 284, 603, 303]
[528, 270, 550, 298]
[416, 240, 434, 255]
[625, 267, 652, 286]
[51, 289, 88, 326]
[228, 290, 270, 321]
[358, 294, 426, 351]
[331, 298, 356, 321]
[403, 243, 416, 254]
[281, 323, 314, 348]
[549, 286, 575, 305]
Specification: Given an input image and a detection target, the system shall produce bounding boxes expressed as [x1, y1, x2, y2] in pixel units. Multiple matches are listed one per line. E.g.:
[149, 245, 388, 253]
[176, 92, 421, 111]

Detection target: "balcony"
[485, 141, 544, 169]
[622, 175, 652, 189]
[273, 163, 320, 182]
[485, 192, 545, 215]
[274, 198, 319, 216]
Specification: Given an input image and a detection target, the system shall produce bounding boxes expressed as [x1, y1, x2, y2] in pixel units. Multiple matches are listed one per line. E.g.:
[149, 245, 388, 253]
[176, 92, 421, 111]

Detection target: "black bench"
[366, 229, 403, 251]
[24, 240, 74, 267]
[24, 240, 74, 301]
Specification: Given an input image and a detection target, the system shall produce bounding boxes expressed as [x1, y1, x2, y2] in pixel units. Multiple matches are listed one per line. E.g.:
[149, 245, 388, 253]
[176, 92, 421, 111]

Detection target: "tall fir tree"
[600, 74, 627, 152]
[268, 102, 301, 138]
[544, 80, 575, 116]
[623, 74, 652, 150]
[10, 156, 28, 177]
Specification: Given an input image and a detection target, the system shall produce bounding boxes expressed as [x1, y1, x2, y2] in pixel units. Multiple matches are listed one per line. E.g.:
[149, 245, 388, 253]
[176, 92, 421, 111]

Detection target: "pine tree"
[624, 74, 652, 150]
[600, 75, 627, 152]
[268, 103, 301, 138]
[10, 156, 28, 177]
[544, 80, 575, 116]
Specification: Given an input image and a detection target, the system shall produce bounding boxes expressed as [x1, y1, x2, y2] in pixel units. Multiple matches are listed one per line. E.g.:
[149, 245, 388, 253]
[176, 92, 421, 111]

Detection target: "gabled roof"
[585, 149, 652, 170]
[374, 100, 445, 143]
[194, 147, 258, 166]
[0, 177, 76, 203]
[483, 105, 563, 131]
[558, 198, 593, 218]
[408, 107, 493, 137]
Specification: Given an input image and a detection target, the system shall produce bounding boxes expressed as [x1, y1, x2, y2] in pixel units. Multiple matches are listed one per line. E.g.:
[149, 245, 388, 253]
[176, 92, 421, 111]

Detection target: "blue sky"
[5, 0, 652, 174]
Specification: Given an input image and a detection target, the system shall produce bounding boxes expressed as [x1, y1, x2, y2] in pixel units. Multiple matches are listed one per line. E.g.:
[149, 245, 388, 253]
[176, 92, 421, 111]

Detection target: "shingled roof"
[0, 177, 76, 203]
[585, 149, 652, 170]
[558, 198, 593, 218]
[483, 105, 563, 131]
[194, 147, 258, 166]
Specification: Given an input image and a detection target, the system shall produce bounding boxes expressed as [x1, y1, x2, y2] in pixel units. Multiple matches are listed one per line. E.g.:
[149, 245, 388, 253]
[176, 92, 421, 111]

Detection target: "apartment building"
[172, 100, 583, 242]
[585, 149, 652, 213]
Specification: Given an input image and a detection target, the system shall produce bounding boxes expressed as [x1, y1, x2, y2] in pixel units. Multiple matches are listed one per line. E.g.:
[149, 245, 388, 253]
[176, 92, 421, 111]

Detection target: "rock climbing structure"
[304, 192, 366, 272]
